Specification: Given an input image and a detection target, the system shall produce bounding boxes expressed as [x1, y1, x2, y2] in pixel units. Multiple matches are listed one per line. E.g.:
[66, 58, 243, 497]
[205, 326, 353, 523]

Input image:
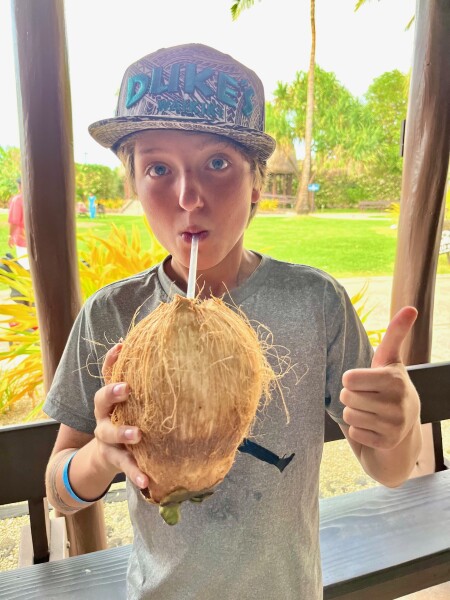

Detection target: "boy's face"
[133, 130, 260, 276]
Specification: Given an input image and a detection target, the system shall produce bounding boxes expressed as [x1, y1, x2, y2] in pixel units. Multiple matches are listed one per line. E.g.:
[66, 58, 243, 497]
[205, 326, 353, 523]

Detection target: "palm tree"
[231, 0, 260, 19]
[296, 0, 316, 213]
[231, 0, 317, 214]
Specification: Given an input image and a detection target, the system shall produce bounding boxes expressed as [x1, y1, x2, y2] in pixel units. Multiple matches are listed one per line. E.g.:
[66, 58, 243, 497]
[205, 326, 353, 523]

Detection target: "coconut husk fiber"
[111, 294, 276, 521]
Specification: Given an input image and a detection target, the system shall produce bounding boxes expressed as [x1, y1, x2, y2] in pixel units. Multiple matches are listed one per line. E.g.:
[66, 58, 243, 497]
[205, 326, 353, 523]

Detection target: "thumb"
[372, 306, 418, 368]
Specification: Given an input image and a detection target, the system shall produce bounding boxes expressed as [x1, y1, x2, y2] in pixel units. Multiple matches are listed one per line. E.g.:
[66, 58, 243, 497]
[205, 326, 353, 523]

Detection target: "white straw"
[186, 235, 199, 299]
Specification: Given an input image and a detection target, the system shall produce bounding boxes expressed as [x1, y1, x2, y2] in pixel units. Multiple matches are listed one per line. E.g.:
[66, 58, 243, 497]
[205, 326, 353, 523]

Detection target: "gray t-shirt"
[44, 254, 373, 600]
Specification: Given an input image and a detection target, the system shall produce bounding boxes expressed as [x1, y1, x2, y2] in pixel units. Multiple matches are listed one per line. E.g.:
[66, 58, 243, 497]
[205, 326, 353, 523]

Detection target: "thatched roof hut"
[267, 142, 298, 175]
[266, 142, 298, 197]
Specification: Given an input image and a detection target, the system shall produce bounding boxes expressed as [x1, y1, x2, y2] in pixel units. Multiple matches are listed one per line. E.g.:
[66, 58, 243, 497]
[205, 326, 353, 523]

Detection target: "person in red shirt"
[8, 177, 29, 269]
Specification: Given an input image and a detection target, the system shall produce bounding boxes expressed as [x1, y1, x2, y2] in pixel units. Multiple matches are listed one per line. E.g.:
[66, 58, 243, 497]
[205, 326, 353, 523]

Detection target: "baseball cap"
[88, 43, 276, 161]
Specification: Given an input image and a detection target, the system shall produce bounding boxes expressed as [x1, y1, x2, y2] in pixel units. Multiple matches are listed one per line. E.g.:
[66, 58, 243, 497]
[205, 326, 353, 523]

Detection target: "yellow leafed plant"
[350, 280, 385, 347]
[78, 223, 166, 298]
[0, 224, 166, 417]
[0, 258, 42, 416]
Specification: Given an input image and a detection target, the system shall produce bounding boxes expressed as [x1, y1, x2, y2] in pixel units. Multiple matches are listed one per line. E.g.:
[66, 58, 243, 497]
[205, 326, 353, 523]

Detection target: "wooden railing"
[0, 362, 448, 599]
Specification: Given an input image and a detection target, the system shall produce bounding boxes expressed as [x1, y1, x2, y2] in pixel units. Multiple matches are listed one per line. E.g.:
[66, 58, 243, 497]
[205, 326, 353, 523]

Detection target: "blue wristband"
[62, 450, 109, 504]
[62, 451, 92, 504]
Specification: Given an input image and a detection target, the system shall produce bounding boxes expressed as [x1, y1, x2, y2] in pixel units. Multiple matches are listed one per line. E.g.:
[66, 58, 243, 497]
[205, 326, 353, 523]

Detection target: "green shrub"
[313, 169, 402, 209]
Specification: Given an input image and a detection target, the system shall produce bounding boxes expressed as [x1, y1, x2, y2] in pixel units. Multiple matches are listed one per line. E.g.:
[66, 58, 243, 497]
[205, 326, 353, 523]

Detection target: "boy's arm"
[340, 419, 422, 488]
[45, 425, 117, 514]
[45, 346, 150, 514]
[339, 307, 422, 487]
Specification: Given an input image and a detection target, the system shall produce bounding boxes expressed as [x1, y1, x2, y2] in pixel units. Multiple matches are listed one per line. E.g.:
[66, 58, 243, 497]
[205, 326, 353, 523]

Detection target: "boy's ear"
[251, 187, 261, 204]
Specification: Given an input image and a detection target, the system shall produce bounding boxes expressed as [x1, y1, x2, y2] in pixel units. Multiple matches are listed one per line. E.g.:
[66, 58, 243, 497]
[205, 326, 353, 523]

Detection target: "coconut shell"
[110, 294, 275, 505]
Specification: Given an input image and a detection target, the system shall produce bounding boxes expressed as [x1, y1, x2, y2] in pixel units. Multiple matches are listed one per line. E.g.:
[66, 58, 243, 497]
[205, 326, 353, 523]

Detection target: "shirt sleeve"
[43, 299, 103, 434]
[324, 280, 374, 424]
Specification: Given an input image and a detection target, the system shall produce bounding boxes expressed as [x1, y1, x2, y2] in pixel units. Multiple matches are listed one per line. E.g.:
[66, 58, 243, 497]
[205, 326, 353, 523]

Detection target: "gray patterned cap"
[88, 43, 276, 161]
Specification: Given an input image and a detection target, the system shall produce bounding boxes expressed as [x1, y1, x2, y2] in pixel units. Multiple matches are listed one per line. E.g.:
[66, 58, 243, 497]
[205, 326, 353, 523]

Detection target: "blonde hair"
[116, 131, 267, 224]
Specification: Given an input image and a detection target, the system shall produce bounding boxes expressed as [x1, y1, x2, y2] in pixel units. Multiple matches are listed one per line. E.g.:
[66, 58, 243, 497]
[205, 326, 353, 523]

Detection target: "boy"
[44, 44, 421, 600]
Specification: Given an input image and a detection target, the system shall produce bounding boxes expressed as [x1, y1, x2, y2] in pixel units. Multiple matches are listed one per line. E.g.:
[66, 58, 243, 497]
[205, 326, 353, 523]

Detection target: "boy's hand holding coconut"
[92, 344, 150, 491]
[44, 345, 150, 515]
[85, 236, 278, 525]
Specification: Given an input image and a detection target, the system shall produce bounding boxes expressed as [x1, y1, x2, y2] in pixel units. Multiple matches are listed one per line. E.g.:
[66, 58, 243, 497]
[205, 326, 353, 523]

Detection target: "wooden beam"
[391, 0, 450, 360]
[11, 0, 106, 557]
[390, 0, 450, 475]
[11, 0, 81, 385]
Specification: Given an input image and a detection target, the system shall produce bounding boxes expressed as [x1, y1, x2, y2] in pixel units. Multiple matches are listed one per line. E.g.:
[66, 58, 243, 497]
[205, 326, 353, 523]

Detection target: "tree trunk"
[296, 0, 316, 214]
[12, 0, 107, 556]
[391, 0, 450, 474]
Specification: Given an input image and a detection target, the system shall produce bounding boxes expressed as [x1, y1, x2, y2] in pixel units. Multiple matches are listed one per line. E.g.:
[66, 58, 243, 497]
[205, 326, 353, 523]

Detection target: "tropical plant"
[0, 259, 42, 417]
[75, 163, 124, 202]
[273, 67, 386, 171]
[350, 281, 384, 347]
[230, 0, 261, 18]
[265, 98, 294, 147]
[0, 146, 22, 206]
[386, 202, 400, 218]
[0, 224, 166, 417]
[258, 199, 280, 212]
[265, 65, 408, 207]
[364, 70, 408, 181]
[78, 224, 166, 298]
[231, 0, 317, 215]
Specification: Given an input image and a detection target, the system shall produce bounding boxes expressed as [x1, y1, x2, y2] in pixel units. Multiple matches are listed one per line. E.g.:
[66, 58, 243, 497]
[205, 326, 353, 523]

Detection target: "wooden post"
[11, 0, 107, 556]
[391, 0, 450, 473]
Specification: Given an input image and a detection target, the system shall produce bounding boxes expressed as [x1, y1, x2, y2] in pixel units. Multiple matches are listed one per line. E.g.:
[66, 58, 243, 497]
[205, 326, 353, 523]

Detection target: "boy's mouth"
[180, 230, 208, 243]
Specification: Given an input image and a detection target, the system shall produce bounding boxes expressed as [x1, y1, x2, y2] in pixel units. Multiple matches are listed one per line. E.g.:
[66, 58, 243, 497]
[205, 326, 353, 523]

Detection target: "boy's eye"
[148, 164, 169, 177]
[208, 157, 229, 170]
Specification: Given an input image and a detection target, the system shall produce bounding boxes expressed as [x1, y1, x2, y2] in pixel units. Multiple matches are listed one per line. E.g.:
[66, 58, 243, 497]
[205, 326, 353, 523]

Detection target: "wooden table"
[0, 471, 449, 599]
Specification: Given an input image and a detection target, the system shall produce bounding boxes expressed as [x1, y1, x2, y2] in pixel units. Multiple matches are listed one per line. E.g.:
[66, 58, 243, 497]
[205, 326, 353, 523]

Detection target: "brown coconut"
[110, 294, 275, 509]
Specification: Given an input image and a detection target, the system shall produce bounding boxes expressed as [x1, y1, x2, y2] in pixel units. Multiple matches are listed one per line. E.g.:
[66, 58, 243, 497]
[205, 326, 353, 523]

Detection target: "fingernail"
[136, 475, 146, 488]
[124, 428, 137, 441]
[113, 383, 128, 396]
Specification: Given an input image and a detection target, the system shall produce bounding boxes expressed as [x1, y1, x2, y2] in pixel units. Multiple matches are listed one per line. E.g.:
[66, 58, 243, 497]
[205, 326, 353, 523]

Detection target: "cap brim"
[88, 116, 276, 161]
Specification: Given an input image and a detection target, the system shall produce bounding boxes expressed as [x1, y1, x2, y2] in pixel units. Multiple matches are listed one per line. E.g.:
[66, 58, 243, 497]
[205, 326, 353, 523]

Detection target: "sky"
[0, 0, 416, 168]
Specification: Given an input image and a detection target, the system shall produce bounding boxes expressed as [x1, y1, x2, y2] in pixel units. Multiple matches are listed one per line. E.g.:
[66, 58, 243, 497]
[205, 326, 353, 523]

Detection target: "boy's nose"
[178, 172, 204, 211]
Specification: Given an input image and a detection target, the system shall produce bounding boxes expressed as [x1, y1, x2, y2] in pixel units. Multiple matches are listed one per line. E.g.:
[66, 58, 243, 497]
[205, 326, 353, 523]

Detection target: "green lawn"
[1, 212, 449, 279]
[246, 215, 399, 277]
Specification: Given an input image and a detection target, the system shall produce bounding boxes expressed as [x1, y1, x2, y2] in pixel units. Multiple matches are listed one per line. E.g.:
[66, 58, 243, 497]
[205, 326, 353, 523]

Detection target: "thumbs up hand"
[340, 307, 421, 452]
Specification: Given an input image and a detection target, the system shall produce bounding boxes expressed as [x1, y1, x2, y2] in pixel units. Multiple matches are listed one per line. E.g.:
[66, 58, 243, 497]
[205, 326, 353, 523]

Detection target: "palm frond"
[354, 0, 372, 11]
[405, 16, 415, 31]
[231, 0, 259, 21]
[351, 281, 385, 347]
